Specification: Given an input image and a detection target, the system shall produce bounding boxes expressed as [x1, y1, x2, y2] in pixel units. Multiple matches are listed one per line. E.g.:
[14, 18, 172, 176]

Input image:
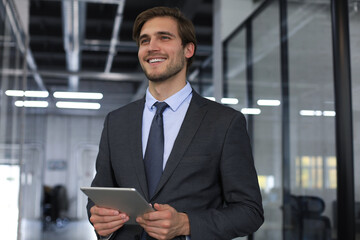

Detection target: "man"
[87, 6, 263, 240]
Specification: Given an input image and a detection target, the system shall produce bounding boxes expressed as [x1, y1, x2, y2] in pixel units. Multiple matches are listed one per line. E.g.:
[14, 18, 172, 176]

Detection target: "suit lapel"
[128, 98, 150, 200]
[152, 92, 208, 199]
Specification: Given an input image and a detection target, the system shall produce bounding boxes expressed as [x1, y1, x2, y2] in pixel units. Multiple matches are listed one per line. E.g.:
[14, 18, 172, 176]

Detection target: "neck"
[148, 70, 187, 101]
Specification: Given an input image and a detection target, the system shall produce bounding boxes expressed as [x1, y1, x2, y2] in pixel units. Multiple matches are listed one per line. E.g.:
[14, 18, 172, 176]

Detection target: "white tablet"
[81, 187, 154, 224]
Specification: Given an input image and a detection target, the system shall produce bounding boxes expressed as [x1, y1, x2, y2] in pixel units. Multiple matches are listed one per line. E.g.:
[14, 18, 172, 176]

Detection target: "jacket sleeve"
[86, 114, 118, 225]
[187, 112, 264, 239]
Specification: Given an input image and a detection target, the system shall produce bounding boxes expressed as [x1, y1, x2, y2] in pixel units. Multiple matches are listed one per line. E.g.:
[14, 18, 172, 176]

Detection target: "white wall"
[21, 113, 105, 219]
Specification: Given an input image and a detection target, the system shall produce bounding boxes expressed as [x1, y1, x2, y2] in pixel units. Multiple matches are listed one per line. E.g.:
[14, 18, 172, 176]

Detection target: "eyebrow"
[139, 31, 176, 41]
[157, 31, 176, 37]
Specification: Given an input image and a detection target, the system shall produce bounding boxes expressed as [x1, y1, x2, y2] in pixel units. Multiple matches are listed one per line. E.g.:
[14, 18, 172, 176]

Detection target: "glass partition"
[224, 28, 247, 112]
[223, 0, 339, 239]
[224, 1, 283, 239]
[251, 1, 282, 239]
[287, 1, 336, 239]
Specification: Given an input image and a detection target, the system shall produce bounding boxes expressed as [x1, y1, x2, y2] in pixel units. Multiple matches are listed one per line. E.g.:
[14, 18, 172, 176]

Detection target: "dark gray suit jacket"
[87, 91, 264, 240]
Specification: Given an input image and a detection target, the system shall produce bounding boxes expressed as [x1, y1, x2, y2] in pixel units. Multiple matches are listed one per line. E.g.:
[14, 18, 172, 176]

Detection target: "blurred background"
[0, 0, 359, 239]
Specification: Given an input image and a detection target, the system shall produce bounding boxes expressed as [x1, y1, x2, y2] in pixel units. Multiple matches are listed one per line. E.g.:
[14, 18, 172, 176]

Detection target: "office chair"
[290, 195, 332, 240]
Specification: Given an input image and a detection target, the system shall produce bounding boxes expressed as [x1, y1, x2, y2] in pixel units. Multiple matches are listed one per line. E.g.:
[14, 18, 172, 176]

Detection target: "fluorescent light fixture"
[53, 91, 103, 99]
[299, 110, 322, 116]
[205, 97, 216, 101]
[204, 97, 239, 105]
[15, 101, 48, 108]
[323, 111, 336, 117]
[24, 91, 49, 98]
[56, 101, 101, 110]
[221, 98, 239, 105]
[5, 90, 49, 98]
[5, 90, 23, 97]
[241, 108, 261, 115]
[257, 99, 281, 106]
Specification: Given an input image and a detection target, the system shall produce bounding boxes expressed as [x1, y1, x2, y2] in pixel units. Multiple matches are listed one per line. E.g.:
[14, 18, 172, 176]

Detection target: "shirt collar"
[145, 82, 192, 112]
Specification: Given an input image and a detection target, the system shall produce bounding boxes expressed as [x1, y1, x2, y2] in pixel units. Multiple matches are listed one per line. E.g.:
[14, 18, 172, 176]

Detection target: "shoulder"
[100, 98, 145, 127]
[192, 91, 243, 118]
[107, 98, 144, 118]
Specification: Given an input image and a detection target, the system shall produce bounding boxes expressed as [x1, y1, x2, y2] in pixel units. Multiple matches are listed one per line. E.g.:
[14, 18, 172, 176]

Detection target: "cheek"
[138, 48, 145, 60]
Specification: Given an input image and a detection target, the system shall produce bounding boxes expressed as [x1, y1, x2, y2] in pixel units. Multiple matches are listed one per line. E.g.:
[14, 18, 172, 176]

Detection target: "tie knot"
[154, 102, 168, 115]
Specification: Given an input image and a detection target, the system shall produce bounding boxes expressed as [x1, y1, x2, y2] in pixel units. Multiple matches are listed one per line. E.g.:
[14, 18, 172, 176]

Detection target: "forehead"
[140, 16, 179, 36]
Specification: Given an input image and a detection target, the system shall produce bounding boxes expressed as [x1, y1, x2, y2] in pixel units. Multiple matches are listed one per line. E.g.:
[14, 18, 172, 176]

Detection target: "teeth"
[149, 58, 165, 63]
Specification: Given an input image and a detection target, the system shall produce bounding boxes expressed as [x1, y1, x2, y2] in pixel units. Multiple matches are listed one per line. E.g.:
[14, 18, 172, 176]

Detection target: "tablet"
[81, 187, 154, 224]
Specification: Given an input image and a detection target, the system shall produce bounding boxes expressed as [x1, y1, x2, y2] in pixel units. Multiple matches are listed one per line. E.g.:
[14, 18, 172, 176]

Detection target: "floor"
[20, 219, 97, 240]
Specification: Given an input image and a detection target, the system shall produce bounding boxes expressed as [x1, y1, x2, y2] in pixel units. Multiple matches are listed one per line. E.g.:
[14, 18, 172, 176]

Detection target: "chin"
[147, 76, 168, 83]
[145, 71, 172, 83]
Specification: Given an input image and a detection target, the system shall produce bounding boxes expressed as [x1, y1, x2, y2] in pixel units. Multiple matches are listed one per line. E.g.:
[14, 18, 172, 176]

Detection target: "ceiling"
[27, 0, 213, 106]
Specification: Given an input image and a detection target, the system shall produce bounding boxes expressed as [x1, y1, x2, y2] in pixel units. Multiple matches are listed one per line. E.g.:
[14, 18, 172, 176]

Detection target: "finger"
[136, 216, 144, 224]
[141, 210, 165, 221]
[94, 217, 128, 230]
[90, 213, 127, 224]
[146, 226, 171, 240]
[136, 215, 162, 230]
[142, 203, 170, 220]
[94, 217, 129, 234]
[91, 205, 121, 216]
[153, 203, 170, 211]
[95, 221, 124, 237]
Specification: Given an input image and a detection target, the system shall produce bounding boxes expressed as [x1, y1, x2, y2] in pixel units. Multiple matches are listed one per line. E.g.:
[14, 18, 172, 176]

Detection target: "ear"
[184, 42, 195, 59]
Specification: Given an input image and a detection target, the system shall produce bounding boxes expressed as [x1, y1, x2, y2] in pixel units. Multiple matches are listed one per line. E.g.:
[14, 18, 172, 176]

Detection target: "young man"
[87, 7, 263, 240]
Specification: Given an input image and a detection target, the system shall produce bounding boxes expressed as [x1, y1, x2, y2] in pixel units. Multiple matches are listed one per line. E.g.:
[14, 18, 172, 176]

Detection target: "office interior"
[0, 0, 359, 239]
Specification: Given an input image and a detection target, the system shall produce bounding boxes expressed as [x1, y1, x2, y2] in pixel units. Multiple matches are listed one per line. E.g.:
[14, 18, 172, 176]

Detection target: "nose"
[148, 39, 160, 51]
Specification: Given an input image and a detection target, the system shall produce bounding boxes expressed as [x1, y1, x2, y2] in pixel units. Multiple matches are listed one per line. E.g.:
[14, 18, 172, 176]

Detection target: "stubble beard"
[143, 55, 186, 83]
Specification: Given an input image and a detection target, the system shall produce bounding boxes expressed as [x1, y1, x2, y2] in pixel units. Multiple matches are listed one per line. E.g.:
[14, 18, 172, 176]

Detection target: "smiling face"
[137, 16, 194, 83]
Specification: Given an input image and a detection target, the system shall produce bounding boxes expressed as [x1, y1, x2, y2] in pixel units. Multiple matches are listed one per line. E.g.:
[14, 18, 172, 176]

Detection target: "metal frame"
[246, 20, 254, 139]
[278, 0, 291, 239]
[331, 0, 355, 239]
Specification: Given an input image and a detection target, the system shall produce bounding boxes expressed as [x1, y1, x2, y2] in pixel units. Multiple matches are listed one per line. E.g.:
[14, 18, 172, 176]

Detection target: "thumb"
[154, 203, 170, 211]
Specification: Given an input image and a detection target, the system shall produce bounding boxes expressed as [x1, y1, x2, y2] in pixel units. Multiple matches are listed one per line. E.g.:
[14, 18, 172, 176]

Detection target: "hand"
[136, 203, 190, 240]
[90, 205, 129, 237]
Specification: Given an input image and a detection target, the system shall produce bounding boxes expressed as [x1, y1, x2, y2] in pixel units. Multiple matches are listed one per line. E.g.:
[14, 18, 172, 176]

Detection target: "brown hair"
[132, 6, 197, 70]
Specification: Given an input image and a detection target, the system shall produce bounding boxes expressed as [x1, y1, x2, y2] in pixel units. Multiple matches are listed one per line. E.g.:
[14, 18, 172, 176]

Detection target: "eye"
[161, 36, 171, 40]
[140, 39, 150, 45]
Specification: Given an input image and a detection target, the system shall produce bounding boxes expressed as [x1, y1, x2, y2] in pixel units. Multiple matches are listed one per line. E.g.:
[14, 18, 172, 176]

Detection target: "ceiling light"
[257, 99, 281, 106]
[56, 101, 101, 110]
[53, 91, 103, 99]
[5, 90, 23, 97]
[204, 97, 239, 105]
[299, 110, 322, 116]
[24, 91, 49, 98]
[323, 111, 336, 117]
[15, 101, 48, 108]
[241, 108, 261, 115]
[5, 90, 49, 98]
[221, 98, 239, 105]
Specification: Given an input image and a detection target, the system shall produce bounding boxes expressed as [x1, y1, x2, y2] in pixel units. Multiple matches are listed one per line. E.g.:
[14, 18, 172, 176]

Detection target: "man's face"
[137, 16, 191, 82]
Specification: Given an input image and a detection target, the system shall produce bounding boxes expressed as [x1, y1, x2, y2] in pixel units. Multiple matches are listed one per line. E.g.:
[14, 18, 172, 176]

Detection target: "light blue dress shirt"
[142, 82, 192, 240]
[142, 82, 193, 169]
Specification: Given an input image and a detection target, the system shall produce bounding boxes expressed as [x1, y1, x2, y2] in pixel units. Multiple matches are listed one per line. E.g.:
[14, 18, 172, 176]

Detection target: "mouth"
[146, 57, 166, 64]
